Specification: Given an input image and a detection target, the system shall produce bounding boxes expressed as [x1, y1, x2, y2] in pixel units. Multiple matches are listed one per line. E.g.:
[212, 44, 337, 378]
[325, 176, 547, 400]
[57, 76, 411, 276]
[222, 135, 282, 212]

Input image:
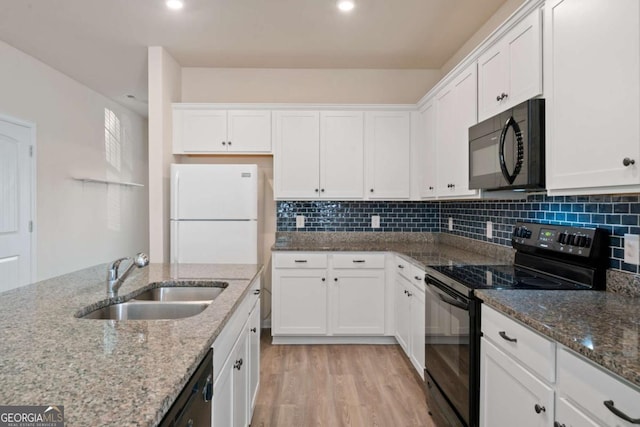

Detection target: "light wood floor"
[251, 331, 436, 427]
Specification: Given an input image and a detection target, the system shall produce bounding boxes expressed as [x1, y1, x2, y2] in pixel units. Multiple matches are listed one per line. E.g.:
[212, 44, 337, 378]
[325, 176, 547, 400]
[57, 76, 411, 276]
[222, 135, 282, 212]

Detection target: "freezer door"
[171, 164, 258, 220]
[171, 220, 258, 264]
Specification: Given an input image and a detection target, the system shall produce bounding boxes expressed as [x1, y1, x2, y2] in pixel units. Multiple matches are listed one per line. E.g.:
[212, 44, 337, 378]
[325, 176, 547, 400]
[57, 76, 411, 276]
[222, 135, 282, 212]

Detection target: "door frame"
[0, 112, 37, 284]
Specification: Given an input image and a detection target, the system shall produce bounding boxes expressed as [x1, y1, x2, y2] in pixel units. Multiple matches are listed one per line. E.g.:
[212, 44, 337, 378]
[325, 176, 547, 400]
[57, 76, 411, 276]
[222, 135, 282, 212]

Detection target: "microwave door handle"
[499, 116, 524, 185]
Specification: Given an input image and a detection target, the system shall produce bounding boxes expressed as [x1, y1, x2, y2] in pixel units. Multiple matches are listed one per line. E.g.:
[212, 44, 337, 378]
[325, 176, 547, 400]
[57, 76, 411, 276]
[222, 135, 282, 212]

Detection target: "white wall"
[0, 40, 149, 281]
[148, 47, 181, 263]
[181, 68, 441, 104]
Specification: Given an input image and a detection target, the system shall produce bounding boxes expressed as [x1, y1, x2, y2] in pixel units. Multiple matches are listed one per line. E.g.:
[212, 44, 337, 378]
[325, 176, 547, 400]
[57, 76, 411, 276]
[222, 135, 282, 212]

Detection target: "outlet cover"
[486, 221, 493, 239]
[296, 215, 305, 228]
[624, 234, 640, 264]
[371, 215, 380, 228]
[448, 217, 453, 231]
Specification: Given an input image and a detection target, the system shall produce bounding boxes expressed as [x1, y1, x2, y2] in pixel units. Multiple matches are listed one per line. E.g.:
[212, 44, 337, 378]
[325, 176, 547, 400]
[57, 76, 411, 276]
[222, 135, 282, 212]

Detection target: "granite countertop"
[0, 263, 262, 426]
[477, 289, 640, 389]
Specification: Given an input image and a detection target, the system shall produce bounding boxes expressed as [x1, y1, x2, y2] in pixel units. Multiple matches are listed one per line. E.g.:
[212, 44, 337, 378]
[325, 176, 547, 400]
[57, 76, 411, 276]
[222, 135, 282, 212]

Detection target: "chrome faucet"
[106, 253, 149, 297]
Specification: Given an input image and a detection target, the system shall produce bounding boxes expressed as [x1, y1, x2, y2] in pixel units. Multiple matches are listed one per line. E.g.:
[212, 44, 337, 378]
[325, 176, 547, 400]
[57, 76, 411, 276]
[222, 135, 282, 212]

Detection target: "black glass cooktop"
[429, 264, 592, 291]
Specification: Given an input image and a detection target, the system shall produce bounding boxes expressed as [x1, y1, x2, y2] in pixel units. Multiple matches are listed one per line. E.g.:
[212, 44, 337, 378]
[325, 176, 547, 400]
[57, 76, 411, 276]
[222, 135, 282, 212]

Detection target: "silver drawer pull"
[499, 331, 517, 343]
[294, 260, 308, 263]
[604, 400, 640, 424]
[353, 260, 366, 263]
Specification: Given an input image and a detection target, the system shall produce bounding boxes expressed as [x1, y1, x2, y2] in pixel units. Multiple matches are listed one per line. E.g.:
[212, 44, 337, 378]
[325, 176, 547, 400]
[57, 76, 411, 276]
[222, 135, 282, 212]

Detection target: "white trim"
[0, 112, 37, 285]
[173, 103, 417, 112]
[271, 336, 398, 345]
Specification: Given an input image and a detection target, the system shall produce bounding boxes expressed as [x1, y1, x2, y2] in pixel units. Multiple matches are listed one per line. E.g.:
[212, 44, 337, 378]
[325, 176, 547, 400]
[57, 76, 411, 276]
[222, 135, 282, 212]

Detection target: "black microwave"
[469, 99, 545, 191]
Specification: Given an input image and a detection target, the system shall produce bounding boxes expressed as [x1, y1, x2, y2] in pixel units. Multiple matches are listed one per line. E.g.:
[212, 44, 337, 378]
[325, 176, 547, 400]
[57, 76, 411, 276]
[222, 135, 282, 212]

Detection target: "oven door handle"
[426, 283, 469, 311]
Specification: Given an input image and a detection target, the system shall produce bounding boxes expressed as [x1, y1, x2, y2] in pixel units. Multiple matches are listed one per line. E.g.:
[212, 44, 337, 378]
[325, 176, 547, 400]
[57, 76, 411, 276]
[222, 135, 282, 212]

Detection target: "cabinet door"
[213, 352, 234, 427]
[227, 110, 271, 153]
[247, 300, 260, 419]
[272, 269, 327, 335]
[320, 111, 364, 199]
[478, 43, 508, 121]
[555, 397, 601, 427]
[232, 333, 249, 427]
[394, 277, 411, 354]
[506, 9, 542, 109]
[545, 0, 640, 191]
[418, 101, 438, 199]
[365, 111, 411, 199]
[409, 286, 425, 377]
[331, 269, 385, 335]
[274, 111, 321, 199]
[435, 85, 456, 195]
[480, 338, 554, 427]
[179, 109, 228, 153]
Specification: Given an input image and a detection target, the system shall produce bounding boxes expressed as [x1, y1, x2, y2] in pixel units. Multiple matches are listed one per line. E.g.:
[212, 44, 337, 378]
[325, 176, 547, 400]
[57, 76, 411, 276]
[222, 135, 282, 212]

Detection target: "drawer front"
[557, 347, 640, 426]
[332, 253, 385, 269]
[274, 253, 328, 269]
[482, 305, 555, 382]
[396, 256, 425, 286]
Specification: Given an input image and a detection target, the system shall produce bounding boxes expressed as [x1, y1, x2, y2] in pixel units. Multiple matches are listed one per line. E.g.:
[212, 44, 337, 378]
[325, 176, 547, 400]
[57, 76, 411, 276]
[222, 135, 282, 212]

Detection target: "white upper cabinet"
[436, 64, 480, 199]
[365, 111, 412, 199]
[478, 9, 542, 121]
[545, 0, 640, 194]
[274, 111, 321, 199]
[418, 101, 438, 199]
[274, 111, 364, 200]
[173, 107, 271, 154]
[320, 111, 364, 199]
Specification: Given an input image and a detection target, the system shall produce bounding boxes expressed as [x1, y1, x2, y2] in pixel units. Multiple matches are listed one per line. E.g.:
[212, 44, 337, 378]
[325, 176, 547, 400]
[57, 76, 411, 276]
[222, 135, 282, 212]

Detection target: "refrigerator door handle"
[173, 171, 180, 263]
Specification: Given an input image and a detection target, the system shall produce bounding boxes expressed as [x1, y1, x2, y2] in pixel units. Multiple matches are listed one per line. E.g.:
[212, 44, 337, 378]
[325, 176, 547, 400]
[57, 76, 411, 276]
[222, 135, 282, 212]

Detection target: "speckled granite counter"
[0, 263, 262, 426]
[476, 290, 640, 389]
[272, 232, 515, 267]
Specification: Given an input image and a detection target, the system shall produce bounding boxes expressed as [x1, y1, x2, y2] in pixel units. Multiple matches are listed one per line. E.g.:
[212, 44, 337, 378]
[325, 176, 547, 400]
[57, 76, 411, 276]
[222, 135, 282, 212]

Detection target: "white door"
[232, 333, 249, 427]
[272, 269, 327, 335]
[171, 164, 258, 220]
[180, 109, 228, 153]
[555, 397, 601, 427]
[320, 111, 364, 199]
[419, 102, 438, 198]
[247, 301, 261, 417]
[506, 10, 542, 109]
[394, 278, 411, 353]
[409, 287, 425, 377]
[365, 111, 411, 199]
[170, 221, 257, 264]
[331, 269, 385, 335]
[227, 110, 272, 153]
[478, 43, 508, 121]
[274, 111, 321, 199]
[0, 116, 34, 292]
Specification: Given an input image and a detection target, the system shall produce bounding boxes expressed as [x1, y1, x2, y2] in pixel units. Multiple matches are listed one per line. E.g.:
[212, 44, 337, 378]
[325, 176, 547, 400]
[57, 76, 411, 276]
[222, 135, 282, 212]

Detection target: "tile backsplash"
[276, 194, 640, 274]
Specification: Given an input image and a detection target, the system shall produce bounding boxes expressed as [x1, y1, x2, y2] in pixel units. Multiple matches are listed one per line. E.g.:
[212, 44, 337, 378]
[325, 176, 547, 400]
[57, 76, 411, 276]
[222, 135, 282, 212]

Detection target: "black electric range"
[423, 222, 609, 427]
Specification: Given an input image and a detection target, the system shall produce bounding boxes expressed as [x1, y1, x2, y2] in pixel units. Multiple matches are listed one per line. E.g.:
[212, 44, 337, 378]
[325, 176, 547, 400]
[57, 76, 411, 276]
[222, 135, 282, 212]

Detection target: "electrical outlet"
[296, 215, 305, 228]
[448, 217, 453, 231]
[486, 221, 493, 239]
[371, 215, 380, 228]
[624, 234, 640, 264]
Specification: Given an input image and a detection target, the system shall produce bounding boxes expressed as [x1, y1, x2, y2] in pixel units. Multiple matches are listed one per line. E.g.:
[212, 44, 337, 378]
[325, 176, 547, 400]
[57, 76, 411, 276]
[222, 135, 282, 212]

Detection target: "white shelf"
[73, 177, 144, 188]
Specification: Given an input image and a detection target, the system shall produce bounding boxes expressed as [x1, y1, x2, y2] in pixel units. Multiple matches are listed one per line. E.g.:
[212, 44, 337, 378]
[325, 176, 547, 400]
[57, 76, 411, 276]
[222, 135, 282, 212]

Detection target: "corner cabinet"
[271, 252, 389, 340]
[544, 0, 640, 195]
[274, 111, 364, 200]
[435, 63, 480, 199]
[365, 111, 412, 199]
[477, 8, 542, 121]
[173, 107, 272, 154]
[212, 278, 261, 427]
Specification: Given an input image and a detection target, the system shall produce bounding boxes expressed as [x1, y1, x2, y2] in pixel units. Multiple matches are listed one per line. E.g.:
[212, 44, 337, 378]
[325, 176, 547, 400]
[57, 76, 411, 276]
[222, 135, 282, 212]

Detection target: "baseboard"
[261, 319, 271, 329]
[271, 335, 398, 345]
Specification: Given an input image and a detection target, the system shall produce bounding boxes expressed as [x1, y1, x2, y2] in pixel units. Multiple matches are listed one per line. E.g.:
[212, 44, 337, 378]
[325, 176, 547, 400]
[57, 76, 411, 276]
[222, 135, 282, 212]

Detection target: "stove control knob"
[566, 234, 576, 246]
[584, 237, 592, 248]
[576, 236, 587, 247]
[513, 227, 521, 238]
[558, 233, 567, 244]
[525, 230, 532, 238]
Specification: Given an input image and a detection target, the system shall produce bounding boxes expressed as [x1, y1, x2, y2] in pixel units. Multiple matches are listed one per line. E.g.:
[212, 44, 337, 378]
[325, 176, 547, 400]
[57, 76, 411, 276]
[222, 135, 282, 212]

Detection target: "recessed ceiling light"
[337, 0, 355, 12]
[166, 0, 184, 10]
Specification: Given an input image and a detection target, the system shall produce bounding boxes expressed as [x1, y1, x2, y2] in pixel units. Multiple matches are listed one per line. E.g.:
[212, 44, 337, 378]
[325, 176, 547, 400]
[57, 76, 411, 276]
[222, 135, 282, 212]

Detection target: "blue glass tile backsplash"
[276, 194, 640, 274]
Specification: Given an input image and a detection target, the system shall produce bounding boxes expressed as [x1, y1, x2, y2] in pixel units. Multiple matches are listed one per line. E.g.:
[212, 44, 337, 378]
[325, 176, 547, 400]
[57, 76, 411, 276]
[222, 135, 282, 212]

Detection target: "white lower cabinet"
[480, 338, 554, 427]
[272, 252, 387, 337]
[212, 279, 261, 426]
[481, 305, 640, 427]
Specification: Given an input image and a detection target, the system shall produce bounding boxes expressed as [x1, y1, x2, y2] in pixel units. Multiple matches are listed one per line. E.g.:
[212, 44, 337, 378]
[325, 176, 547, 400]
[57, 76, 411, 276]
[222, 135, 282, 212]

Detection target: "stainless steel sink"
[133, 285, 227, 302]
[80, 301, 210, 320]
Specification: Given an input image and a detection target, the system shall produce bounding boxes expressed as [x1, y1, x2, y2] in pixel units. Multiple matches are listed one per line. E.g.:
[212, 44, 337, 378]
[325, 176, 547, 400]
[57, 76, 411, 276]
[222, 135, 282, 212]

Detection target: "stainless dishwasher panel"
[160, 349, 213, 427]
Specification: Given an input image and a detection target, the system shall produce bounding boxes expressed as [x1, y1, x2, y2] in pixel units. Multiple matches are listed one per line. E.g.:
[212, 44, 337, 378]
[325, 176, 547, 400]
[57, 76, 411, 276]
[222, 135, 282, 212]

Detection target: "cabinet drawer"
[557, 347, 640, 426]
[396, 257, 425, 286]
[274, 253, 328, 269]
[332, 253, 385, 269]
[482, 305, 555, 382]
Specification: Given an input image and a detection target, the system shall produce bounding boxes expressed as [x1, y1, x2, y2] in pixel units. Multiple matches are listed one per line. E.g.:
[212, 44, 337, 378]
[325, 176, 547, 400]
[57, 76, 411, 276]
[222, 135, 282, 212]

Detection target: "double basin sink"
[79, 283, 228, 321]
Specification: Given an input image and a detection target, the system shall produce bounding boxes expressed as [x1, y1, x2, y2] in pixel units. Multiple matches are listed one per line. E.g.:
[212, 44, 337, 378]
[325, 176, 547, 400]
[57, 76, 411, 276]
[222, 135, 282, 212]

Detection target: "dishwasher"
[160, 349, 213, 427]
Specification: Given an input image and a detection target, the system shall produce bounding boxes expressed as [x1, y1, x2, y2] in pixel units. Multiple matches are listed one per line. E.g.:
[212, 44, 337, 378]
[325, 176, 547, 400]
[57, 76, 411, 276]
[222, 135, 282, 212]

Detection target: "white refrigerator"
[170, 164, 258, 264]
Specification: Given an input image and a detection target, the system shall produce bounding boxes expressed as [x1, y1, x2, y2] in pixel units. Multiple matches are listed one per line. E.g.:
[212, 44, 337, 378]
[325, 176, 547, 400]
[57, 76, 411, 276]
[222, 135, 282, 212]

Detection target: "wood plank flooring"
[251, 331, 436, 427]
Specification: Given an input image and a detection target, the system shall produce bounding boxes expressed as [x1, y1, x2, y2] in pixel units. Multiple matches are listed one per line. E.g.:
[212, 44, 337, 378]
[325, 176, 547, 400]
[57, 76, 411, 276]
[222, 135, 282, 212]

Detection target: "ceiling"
[0, 0, 509, 116]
